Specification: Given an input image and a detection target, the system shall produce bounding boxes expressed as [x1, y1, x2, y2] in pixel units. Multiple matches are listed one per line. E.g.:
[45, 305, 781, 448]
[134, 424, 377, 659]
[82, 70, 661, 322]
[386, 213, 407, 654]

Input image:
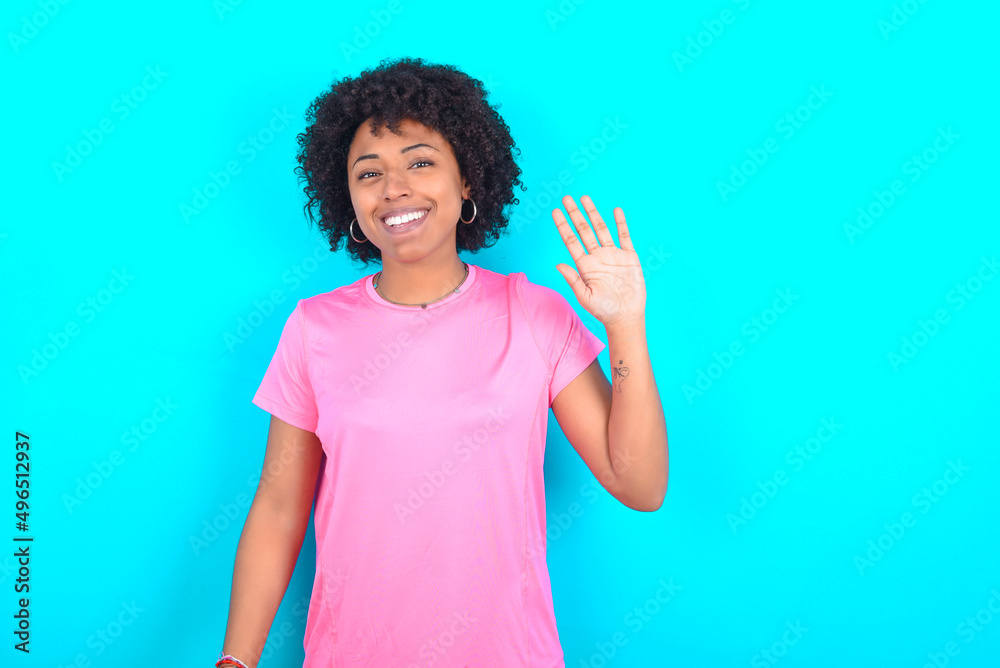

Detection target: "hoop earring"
[349, 218, 368, 243]
[460, 197, 477, 224]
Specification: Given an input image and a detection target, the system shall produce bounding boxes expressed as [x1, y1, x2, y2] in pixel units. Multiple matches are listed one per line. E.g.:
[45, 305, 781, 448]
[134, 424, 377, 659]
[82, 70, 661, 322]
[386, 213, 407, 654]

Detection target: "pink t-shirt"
[251, 262, 606, 667]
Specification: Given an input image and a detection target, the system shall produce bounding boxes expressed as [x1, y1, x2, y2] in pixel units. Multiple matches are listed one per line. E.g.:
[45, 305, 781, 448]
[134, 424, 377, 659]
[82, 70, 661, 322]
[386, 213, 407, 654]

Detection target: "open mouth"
[381, 209, 429, 230]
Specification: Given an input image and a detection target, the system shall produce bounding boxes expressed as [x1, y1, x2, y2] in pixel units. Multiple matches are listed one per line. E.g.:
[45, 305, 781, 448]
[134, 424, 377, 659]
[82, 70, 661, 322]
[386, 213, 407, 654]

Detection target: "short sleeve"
[251, 300, 319, 432]
[517, 274, 607, 407]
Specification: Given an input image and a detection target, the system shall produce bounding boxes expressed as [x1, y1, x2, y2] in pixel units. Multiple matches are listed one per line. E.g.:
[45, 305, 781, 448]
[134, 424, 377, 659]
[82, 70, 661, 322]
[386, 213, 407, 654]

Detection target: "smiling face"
[347, 117, 470, 264]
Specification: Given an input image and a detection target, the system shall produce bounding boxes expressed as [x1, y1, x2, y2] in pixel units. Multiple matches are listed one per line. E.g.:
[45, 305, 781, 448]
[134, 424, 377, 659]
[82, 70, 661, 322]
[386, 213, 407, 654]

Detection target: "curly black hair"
[294, 56, 525, 267]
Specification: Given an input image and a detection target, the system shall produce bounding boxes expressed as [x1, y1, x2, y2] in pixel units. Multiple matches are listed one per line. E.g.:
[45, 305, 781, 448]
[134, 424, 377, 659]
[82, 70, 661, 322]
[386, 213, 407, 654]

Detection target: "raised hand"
[551, 195, 646, 327]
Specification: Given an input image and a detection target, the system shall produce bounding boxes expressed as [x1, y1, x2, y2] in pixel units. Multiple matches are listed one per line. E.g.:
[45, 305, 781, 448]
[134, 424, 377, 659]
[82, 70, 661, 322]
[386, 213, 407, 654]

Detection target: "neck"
[375, 256, 468, 305]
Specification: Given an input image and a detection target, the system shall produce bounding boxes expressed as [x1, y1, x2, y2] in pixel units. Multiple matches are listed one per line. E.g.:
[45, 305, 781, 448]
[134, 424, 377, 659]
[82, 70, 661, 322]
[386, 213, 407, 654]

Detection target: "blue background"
[3, 0, 998, 666]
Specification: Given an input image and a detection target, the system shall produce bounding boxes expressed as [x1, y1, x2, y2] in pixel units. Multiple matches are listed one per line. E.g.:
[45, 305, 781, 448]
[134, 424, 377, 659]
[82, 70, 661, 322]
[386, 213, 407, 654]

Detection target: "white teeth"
[383, 210, 427, 226]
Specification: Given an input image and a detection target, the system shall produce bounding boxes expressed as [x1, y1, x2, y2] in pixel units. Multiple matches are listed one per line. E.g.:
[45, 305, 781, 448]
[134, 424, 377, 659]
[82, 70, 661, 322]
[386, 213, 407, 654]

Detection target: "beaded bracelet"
[216, 652, 249, 668]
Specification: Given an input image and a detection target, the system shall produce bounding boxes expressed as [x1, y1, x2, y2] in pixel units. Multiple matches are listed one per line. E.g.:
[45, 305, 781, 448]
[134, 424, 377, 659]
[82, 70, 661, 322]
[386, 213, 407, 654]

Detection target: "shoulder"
[300, 273, 369, 310]
[464, 264, 575, 331]
[513, 271, 576, 320]
[296, 273, 371, 314]
[270, 274, 371, 345]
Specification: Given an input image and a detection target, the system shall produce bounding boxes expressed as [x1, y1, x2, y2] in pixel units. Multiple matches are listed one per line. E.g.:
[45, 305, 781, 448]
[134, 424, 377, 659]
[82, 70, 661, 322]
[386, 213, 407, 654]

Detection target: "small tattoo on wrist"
[612, 359, 629, 393]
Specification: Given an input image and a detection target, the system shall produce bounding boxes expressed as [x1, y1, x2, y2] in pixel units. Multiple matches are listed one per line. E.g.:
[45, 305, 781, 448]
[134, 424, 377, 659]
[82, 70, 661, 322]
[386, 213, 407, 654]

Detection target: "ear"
[461, 176, 471, 200]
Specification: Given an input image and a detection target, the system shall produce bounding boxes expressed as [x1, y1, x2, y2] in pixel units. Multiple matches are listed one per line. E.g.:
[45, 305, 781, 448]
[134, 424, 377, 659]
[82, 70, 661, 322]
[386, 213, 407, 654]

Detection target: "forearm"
[605, 316, 669, 511]
[221, 501, 310, 668]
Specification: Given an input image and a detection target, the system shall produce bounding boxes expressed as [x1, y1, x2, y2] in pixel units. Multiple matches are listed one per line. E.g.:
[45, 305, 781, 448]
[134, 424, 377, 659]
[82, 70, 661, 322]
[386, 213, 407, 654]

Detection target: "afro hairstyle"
[294, 56, 525, 267]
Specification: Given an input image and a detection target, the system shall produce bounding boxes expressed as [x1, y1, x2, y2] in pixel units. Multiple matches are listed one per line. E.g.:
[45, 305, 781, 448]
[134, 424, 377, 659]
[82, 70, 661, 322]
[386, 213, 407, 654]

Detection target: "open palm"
[551, 195, 646, 327]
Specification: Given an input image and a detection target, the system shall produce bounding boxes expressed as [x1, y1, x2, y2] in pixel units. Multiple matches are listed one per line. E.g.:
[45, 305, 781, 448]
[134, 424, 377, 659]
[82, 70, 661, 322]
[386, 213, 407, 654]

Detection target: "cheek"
[348, 188, 374, 216]
[434, 176, 465, 206]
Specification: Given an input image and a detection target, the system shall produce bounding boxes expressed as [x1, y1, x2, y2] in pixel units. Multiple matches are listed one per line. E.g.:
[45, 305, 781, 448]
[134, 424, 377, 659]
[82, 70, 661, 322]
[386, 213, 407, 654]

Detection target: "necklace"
[374, 262, 469, 309]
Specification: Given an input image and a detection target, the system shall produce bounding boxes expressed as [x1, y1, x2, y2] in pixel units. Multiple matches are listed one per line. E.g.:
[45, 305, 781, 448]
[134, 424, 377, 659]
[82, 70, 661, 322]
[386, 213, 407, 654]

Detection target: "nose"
[380, 164, 412, 200]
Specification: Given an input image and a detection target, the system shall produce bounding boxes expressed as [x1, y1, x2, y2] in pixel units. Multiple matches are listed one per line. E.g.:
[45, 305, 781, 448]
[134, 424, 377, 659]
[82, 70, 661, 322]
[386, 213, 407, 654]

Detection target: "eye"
[357, 159, 433, 181]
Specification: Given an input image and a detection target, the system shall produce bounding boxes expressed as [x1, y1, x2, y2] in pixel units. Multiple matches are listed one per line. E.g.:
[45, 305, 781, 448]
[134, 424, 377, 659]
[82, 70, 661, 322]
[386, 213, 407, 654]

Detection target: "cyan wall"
[4, 0, 998, 666]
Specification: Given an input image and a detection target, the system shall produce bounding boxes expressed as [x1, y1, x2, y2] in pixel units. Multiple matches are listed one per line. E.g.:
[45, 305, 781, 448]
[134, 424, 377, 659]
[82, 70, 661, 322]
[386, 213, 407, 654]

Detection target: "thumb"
[556, 263, 585, 299]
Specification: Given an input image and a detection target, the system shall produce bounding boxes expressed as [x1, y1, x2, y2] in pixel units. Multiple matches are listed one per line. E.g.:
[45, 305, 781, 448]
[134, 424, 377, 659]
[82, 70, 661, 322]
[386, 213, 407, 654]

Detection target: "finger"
[613, 207, 635, 252]
[560, 195, 600, 252]
[580, 195, 616, 247]
[551, 207, 588, 264]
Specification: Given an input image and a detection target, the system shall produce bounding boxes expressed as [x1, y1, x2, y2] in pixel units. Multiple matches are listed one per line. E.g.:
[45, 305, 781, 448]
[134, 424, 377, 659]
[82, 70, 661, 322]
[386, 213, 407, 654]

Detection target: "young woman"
[218, 57, 667, 668]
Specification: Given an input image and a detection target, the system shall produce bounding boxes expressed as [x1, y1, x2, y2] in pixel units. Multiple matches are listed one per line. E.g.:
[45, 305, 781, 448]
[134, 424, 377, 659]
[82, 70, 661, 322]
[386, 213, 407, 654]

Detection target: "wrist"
[605, 314, 646, 332]
[217, 652, 251, 668]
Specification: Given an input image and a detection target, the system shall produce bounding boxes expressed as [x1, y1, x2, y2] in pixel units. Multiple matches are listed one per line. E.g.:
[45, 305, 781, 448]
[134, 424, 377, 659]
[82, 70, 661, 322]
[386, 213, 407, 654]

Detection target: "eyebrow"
[352, 143, 439, 169]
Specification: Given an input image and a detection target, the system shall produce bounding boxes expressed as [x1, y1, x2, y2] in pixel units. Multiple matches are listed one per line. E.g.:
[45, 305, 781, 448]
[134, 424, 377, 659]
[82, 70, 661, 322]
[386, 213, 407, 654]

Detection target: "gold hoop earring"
[460, 197, 477, 224]
[349, 218, 368, 243]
